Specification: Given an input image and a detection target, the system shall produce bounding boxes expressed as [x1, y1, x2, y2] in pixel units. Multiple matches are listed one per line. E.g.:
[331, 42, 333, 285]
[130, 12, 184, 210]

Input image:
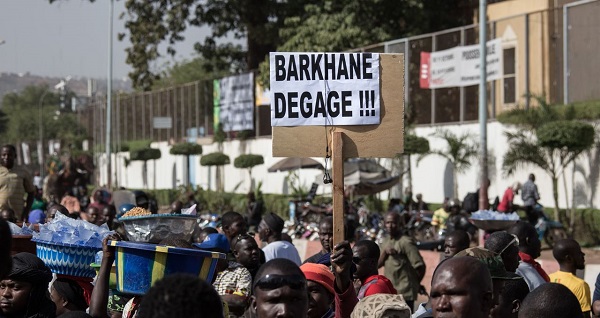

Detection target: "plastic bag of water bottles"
[33, 211, 114, 248]
[471, 210, 520, 221]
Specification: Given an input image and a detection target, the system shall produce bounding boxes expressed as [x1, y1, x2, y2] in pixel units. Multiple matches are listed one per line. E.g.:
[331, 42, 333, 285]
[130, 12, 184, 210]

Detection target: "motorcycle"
[532, 204, 568, 248]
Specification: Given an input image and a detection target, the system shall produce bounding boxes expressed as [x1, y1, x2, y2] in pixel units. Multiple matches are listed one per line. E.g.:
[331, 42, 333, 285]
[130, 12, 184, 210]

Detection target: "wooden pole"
[332, 131, 345, 246]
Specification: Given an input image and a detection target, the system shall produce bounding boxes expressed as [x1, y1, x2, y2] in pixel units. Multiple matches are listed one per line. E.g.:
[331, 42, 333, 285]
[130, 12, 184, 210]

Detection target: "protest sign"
[420, 38, 503, 89]
[272, 53, 404, 245]
[270, 52, 381, 126]
[215, 73, 255, 132]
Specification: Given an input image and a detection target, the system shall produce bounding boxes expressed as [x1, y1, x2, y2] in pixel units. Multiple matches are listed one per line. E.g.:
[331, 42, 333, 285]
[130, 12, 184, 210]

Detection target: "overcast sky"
[0, 0, 218, 80]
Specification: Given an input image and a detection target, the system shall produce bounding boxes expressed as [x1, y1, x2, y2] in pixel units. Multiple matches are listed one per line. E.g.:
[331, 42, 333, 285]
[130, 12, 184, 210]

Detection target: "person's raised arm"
[89, 234, 120, 318]
[331, 241, 357, 318]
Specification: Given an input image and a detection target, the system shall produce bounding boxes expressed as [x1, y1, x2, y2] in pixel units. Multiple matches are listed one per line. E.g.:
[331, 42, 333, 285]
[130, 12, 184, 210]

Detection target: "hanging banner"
[270, 52, 381, 127]
[420, 38, 503, 89]
[215, 73, 254, 132]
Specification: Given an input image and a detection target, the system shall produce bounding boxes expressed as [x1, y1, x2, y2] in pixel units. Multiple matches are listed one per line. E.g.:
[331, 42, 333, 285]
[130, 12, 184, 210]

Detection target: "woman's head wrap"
[263, 213, 284, 233]
[52, 278, 88, 311]
[7, 253, 56, 318]
[8, 252, 52, 284]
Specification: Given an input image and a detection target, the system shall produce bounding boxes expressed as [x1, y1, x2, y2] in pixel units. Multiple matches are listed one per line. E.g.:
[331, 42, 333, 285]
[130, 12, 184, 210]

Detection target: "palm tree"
[503, 121, 595, 221]
[419, 129, 478, 198]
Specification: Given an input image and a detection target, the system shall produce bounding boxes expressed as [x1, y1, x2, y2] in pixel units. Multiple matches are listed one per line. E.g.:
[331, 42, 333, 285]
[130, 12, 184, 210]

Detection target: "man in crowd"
[518, 283, 583, 318]
[251, 258, 308, 318]
[485, 231, 521, 273]
[300, 263, 335, 318]
[304, 216, 333, 264]
[431, 198, 449, 233]
[490, 273, 530, 318]
[549, 238, 591, 316]
[246, 191, 264, 233]
[378, 211, 425, 310]
[497, 182, 521, 213]
[0, 252, 56, 318]
[259, 213, 301, 265]
[198, 233, 252, 317]
[415, 194, 429, 211]
[138, 274, 224, 318]
[352, 240, 396, 299]
[0, 145, 35, 222]
[221, 211, 248, 246]
[231, 233, 262, 280]
[455, 247, 524, 310]
[521, 174, 541, 224]
[443, 230, 470, 259]
[430, 256, 493, 318]
[508, 221, 548, 290]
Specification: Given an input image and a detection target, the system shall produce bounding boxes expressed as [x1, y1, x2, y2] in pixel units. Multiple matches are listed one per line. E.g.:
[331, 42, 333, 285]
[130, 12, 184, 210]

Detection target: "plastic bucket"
[119, 214, 198, 243]
[110, 240, 225, 295]
[33, 239, 100, 278]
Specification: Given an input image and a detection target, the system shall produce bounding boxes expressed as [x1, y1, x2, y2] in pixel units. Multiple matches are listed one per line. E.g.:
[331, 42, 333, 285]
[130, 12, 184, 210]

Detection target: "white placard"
[270, 52, 380, 127]
[218, 73, 254, 132]
[420, 39, 503, 89]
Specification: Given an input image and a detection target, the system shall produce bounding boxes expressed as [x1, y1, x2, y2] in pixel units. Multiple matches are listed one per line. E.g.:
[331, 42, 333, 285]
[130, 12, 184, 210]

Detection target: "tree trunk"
[407, 154, 413, 193]
[453, 170, 459, 199]
[552, 175, 560, 221]
[185, 155, 190, 187]
[248, 169, 253, 191]
[143, 161, 148, 189]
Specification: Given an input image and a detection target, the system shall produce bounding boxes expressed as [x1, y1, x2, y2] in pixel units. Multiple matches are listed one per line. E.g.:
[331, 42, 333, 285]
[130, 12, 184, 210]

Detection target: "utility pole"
[479, 0, 489, 211]
[106, 0, 114, 188]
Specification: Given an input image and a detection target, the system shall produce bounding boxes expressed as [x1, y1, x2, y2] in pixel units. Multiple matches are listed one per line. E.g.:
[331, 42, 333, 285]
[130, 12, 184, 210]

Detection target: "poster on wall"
[269, 52, 381, 127]
[214, 73, 255, 132]
[420, 38, 503, 89]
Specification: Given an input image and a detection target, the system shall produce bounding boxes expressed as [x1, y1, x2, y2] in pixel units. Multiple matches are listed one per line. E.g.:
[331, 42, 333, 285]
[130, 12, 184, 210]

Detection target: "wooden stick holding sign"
[270, 53, 405, 246]
[332, 131, 345, 246]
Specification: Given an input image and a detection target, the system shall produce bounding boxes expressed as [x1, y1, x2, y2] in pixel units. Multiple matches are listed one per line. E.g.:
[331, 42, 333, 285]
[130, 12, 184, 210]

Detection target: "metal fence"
[78, 0, 599, 150]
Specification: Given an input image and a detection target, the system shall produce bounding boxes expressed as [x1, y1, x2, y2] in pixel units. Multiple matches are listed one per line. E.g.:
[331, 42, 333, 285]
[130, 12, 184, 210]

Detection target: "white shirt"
[516, 261, 547, 291]
[262, 240, 302, 266]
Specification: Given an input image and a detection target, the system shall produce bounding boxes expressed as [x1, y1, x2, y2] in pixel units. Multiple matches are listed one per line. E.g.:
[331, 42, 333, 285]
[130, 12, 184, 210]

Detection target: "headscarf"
[7, 252, 56, 318]
[263, 213, 284, 233]
[8, 252, 52, 284]
[52, 278, 88, 311]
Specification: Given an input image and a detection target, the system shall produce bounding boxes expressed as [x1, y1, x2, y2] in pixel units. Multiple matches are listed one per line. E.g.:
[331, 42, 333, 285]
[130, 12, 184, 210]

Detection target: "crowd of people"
[0, 141, 598, 318]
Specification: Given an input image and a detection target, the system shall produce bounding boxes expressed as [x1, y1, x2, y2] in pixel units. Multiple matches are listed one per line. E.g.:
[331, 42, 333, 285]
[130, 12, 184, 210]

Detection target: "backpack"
[462, 192, 479, 213]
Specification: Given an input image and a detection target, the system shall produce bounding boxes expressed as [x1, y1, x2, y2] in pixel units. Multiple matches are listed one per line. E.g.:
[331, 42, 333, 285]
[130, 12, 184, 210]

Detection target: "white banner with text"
[420, 39, 503, 89]
[270, 52, 380, 126]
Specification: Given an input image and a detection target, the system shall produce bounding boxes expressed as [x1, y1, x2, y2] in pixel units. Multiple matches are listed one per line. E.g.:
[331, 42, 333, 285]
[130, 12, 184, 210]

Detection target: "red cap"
[300, 263, 335, 295]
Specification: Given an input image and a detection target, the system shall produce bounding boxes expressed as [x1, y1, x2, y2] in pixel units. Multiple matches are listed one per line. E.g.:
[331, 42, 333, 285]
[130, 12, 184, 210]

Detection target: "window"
[503, 47, 516, 104]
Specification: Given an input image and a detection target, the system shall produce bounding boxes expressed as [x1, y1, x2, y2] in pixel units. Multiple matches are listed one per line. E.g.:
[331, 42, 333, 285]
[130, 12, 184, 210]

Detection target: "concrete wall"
[97, 121, 600, 210]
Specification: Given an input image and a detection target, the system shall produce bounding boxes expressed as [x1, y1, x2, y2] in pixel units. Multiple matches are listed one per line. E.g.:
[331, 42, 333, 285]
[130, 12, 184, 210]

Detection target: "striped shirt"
[521, 180, 540, 207]
[0, 165, 35, 214]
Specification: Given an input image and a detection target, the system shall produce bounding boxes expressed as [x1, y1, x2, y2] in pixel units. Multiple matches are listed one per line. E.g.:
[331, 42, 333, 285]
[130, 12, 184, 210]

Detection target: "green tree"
[200, 152, 230, 191]
[0, 85, 87, 151]
[503, 121, 595, 221]
[51, 0, 478, 90]
[233, 154, 264, 191]
[419, 129, 478, 198]
[170, 142, 203, 186]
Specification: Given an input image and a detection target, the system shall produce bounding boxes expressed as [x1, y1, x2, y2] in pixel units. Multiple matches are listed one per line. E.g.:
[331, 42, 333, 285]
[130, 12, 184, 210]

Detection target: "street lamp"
[38, 90, 50, 180]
